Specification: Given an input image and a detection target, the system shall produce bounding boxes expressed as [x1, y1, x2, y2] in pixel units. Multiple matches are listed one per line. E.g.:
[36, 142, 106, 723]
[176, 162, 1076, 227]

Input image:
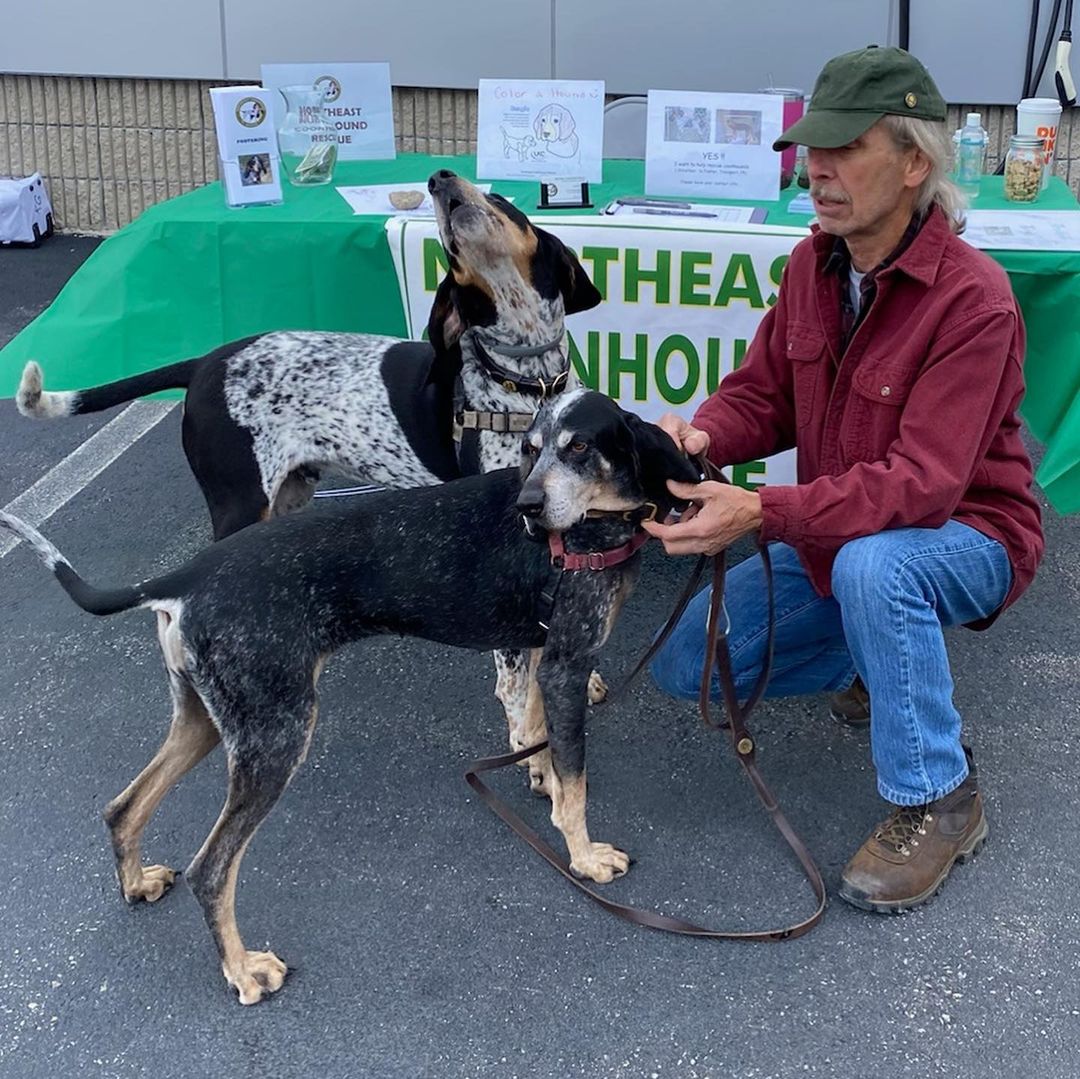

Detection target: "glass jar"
[1003, 134, 1045, 203]
[276, 85, 339, 186]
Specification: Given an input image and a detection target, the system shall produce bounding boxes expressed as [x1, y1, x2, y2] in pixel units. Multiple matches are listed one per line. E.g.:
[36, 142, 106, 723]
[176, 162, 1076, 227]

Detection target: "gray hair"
[881, 114, 967, 234]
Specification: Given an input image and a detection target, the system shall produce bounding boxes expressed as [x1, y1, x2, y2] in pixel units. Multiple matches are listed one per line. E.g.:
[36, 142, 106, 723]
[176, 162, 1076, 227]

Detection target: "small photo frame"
[239, 153, 273, 186]
[538, 179, 592, 209]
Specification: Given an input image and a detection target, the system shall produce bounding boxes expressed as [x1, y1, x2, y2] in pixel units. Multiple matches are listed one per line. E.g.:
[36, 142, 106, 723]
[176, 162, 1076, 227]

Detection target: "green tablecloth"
[2, 155, 1079, 511]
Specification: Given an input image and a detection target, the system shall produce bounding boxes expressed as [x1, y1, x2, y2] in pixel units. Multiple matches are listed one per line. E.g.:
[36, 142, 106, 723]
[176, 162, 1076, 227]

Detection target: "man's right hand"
[656, 412, 711, 458]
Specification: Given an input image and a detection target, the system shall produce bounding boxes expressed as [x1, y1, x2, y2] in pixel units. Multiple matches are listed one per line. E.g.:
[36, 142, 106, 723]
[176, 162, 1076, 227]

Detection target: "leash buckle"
[586, 551, 606, 571]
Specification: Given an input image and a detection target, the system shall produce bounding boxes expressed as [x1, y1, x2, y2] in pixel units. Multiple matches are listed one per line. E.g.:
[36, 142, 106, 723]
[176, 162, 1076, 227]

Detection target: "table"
[2, 155, 1079, 511]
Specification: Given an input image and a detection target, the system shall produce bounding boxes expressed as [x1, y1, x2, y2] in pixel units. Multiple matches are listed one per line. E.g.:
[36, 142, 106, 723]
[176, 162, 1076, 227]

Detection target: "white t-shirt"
[849, 265, 867, 315]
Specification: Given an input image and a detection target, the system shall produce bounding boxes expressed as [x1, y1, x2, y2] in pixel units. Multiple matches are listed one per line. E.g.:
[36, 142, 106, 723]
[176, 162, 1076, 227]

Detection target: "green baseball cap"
[773, 45, 946, 150]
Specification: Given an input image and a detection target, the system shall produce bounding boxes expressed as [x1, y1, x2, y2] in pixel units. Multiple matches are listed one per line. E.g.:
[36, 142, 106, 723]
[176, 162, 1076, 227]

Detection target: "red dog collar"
[548, 530, 650, 571]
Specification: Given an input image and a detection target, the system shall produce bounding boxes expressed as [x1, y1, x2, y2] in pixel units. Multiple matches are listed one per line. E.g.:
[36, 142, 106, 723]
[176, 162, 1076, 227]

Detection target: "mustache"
[810, 183, 851, 204]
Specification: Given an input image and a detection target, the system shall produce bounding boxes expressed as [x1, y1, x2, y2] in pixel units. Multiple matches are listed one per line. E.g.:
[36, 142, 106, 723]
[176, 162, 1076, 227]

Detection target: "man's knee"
[832, 532, 913, 610]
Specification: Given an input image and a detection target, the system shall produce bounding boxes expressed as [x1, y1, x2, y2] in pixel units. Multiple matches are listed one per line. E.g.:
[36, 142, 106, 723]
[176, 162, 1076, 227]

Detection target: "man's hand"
[656, 412, 710, 458]
[642, 480, 763, 556]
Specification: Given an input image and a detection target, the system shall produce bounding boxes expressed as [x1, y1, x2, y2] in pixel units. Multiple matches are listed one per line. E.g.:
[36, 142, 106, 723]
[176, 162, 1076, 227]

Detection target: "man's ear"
[426, 274, 464, 354]
[623, 412, 701, 506]
[538, 228, 602, 315]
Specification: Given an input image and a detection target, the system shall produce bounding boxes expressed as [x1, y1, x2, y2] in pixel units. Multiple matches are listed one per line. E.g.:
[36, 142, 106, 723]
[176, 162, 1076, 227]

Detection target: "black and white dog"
[17, 170, 604, 763]
[0, 391, 698, 1005]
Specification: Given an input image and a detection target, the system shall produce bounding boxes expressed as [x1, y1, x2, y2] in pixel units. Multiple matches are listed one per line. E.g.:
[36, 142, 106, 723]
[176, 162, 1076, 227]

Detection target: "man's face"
[806, 122, 928, 242]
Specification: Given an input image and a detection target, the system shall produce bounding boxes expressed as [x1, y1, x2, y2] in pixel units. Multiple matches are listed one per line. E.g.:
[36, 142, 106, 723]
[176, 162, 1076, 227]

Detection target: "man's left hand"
[642, 480, 763, 556]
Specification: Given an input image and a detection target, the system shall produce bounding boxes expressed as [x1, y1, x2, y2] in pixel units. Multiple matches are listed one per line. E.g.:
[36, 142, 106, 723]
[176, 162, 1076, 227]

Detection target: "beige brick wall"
[0, 73, 1076, 233]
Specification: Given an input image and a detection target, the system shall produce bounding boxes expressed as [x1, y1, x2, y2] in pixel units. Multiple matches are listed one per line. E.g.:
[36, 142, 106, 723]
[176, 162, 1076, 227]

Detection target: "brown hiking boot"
[839, 763, 988, 913]
[829, 675, 870, 726]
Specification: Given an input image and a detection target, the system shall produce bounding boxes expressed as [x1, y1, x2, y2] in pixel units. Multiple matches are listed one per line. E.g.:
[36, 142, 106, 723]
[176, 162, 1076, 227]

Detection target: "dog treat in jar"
[1004, 135, 1045, 202]
[389, 189, 425, 211]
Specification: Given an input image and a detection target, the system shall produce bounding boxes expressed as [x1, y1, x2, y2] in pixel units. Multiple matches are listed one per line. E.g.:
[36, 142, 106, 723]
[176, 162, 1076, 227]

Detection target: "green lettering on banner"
[624, 248, 671, 304]
[655, 335, 699, 405]
[580, 246, 619, 301]
[423, 237, 449, 292]
[732, 460, 767, 490]
[679, 251, 712, 305]
[607, 332, 649, 401]
[568, 332, 600, 390]
[767, 254, 789, 306]
[714, 253, 764, 309]
[705, 337, 749, 393]
[733, 337, 748, 370]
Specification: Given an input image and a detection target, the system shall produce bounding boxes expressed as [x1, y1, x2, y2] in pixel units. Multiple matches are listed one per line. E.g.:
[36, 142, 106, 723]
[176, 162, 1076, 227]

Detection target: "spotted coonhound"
[16, 169, 604, 766]
[1, 390, 699, 1005]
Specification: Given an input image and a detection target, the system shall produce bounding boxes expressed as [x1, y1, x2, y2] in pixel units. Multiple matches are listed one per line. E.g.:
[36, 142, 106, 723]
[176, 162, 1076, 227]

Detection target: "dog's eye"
[570, 441, 588, 454]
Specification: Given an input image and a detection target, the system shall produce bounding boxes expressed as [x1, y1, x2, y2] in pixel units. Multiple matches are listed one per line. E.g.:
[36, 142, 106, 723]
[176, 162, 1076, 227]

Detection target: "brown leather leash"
[465, 464, 827, 941]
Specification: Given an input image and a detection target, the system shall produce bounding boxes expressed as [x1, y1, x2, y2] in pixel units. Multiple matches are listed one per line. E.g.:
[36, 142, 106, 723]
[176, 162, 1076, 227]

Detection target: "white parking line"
[0, 400, 177, 558]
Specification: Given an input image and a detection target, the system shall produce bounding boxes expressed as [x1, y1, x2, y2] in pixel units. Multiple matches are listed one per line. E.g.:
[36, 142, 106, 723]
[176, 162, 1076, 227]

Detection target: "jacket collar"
[812, 204, 950, 288]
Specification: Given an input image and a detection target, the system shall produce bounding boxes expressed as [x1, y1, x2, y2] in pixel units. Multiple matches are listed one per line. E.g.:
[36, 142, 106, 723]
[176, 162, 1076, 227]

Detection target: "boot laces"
[875, 804, 932, 855]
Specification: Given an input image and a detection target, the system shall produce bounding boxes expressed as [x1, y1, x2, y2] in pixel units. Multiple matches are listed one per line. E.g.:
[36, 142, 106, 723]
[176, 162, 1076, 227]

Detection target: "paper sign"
[477, 79, 604, 183]
[261, 62, 396, 160]
[209, 86, 283, 207]
[962, 209, 1080, 251]
[645, 90, 784, 202]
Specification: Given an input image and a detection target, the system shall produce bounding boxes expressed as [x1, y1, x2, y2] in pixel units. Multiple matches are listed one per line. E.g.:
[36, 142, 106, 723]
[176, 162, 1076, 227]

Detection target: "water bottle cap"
[966, 112, 982, 127]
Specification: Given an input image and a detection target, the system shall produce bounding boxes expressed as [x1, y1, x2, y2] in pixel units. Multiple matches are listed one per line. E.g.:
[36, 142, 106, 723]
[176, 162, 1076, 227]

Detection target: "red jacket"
[693, 206, 1044, 620]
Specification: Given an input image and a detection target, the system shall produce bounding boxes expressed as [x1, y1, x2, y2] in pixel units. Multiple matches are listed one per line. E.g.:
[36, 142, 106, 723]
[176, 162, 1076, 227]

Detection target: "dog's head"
[426, 170, 601, 353]
[515, 390, 700, 532]
[534, 104, 576, 143]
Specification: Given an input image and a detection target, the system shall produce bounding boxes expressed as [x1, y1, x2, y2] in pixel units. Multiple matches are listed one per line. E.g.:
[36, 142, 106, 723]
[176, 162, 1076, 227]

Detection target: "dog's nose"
[516, 487, 545, 518]
[428, 169, 457, 194]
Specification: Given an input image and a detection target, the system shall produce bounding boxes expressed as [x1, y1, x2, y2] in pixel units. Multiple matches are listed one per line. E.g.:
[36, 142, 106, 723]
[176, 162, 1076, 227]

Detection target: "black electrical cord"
[1025, 0, 1042, 97]
[898, 0, 910, 51]
[1031, 0, 1065, 96]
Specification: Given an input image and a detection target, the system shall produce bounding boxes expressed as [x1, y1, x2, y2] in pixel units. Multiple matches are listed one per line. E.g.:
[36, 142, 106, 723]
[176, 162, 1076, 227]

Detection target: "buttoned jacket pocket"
[787, 324, 827, 428]
[842, 362, 918, 461]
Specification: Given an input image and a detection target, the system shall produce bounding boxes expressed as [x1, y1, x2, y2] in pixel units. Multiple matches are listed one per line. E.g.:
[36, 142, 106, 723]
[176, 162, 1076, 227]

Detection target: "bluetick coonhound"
[17, 169, 603, 763]
[0, 390, 698, 1005]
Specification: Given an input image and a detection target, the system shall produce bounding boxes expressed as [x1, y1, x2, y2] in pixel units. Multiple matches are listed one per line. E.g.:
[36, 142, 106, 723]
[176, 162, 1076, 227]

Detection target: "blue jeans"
[650, 522, 1013, 806]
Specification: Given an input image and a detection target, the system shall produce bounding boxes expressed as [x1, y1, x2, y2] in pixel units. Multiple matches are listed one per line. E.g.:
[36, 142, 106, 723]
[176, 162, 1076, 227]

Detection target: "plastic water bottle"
[953, 112, 989, 199]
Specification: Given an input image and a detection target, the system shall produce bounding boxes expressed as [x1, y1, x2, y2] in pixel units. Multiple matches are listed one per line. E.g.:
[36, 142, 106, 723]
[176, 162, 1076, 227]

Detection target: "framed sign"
[477, 79, 604, 183]
[261, 62, 396, 160]
[645, 90, 784, 202]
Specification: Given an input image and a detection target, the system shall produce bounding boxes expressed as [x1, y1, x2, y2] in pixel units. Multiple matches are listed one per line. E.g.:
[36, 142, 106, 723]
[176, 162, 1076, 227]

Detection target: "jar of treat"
[1003, 135, 1046, 202]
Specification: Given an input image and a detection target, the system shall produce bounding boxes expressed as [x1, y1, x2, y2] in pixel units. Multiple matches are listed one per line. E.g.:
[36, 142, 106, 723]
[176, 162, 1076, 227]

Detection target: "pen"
[631, 207, 719, 218]
[615, 196, 693, 209]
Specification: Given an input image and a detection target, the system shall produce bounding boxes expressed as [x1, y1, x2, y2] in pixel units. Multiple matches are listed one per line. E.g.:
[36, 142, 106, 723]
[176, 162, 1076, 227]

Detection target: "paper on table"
[336, 182, 494, 216]
[601, 198, 766, 224]
[962, 209, 1080, 250]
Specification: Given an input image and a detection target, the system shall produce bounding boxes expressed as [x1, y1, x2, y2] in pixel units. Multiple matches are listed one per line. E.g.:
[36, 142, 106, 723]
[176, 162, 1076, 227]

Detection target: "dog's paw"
[122, 864, 176, 904]
[570, 842, 630, 883]
[587, 670, 608, 705]
[224, 950, 288, 1006]
[529, 764, 551, 799]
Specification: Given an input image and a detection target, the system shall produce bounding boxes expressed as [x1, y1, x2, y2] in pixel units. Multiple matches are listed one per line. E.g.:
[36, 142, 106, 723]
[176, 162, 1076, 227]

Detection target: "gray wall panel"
[553, 1, 893, 95]
[222, 1, 552, 85]
[0, 0, 225, 79]
[909, 0, 1068, 105]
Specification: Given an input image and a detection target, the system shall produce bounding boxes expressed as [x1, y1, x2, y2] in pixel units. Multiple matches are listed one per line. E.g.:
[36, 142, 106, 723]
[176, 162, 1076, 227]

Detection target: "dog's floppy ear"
[622, 412, 701, 508]
[426, 273, 464, 354]
[538, 229, 602, 315]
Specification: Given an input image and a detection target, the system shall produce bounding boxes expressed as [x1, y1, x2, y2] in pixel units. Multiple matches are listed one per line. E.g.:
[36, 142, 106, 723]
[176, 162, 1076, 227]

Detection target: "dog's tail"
[16, 357, 198, 420]
[0, 511, 144, 615]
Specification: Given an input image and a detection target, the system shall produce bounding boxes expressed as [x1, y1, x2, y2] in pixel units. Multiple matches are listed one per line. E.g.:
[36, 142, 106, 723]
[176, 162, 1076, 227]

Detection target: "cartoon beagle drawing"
[534, 104, 579, 159]
[501, 126, 536, 162]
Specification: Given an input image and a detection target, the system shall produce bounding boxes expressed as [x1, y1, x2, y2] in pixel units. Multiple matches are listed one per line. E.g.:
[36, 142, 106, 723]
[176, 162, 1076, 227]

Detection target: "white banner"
[387, 215, 809, 487]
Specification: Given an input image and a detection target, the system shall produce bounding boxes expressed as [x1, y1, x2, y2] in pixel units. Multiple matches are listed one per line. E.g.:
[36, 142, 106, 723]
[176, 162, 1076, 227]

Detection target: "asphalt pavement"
[0, 236, 1078, 1079]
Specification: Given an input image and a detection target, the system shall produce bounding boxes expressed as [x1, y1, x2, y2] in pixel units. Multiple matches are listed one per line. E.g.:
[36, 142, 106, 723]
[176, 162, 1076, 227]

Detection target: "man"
[644, 46, 1044, 913]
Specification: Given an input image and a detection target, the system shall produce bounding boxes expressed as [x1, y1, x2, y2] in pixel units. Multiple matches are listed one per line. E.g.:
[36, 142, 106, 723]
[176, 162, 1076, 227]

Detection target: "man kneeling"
[644, 46, 1044, 913]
